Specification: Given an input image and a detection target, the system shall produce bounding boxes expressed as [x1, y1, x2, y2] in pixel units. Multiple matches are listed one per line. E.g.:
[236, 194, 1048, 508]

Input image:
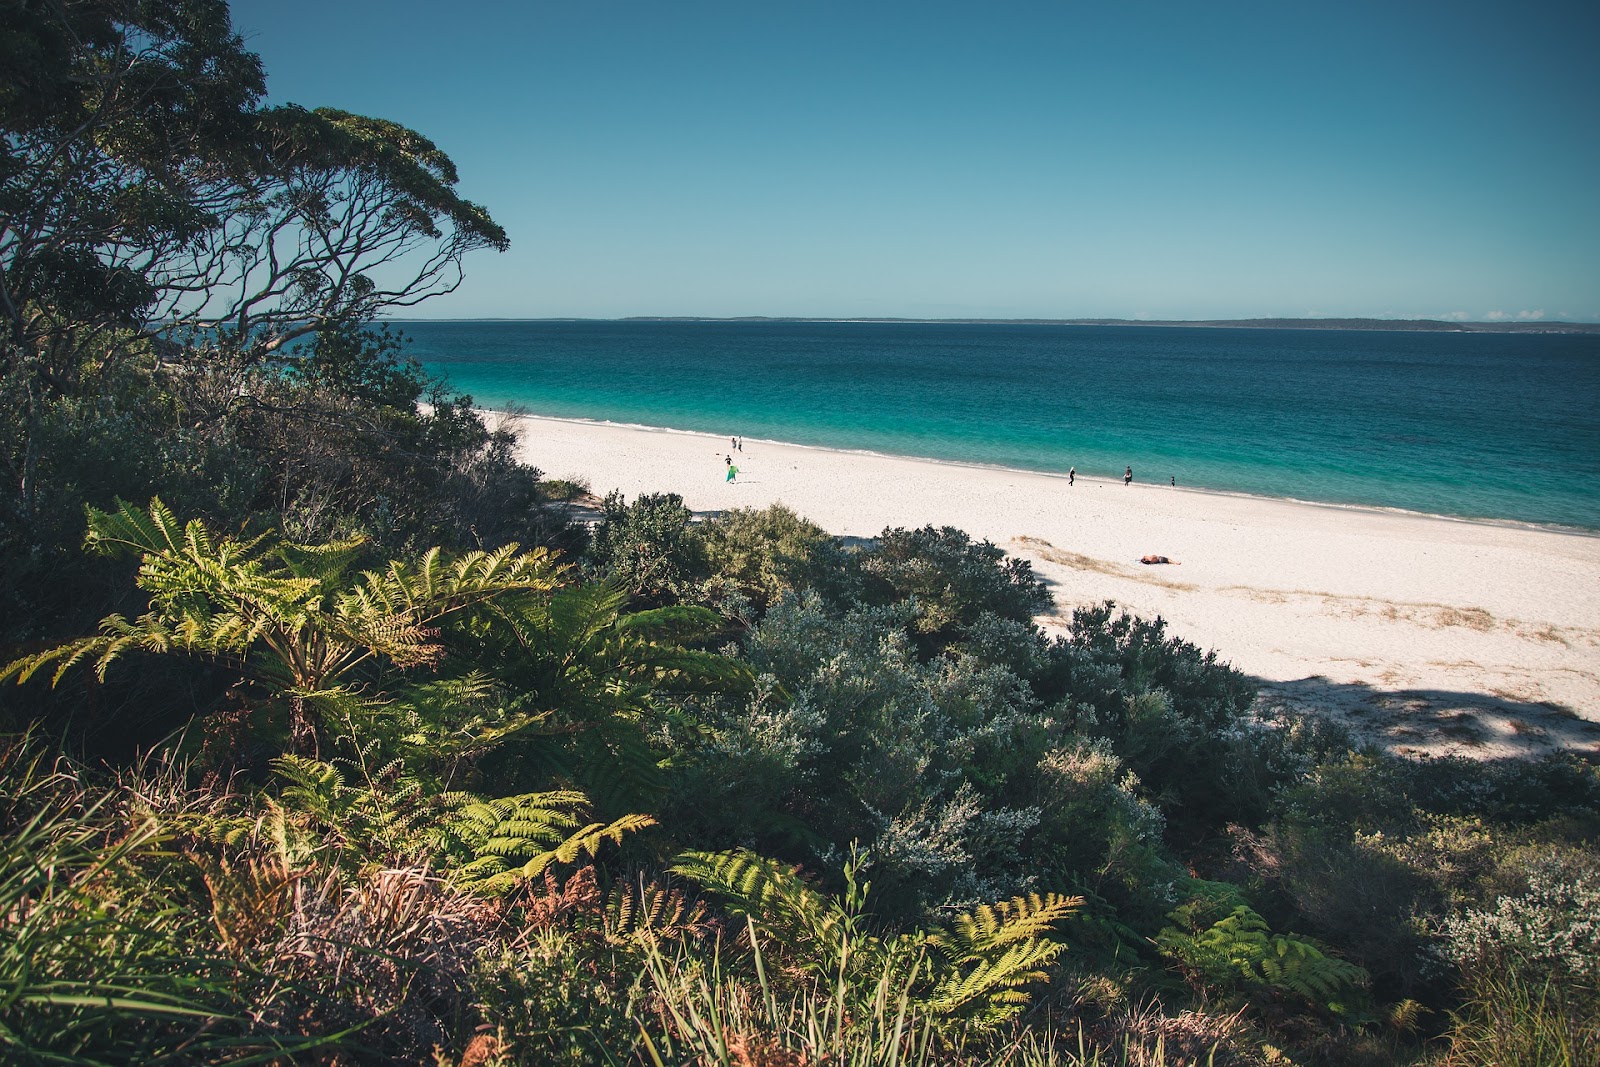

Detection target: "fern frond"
[1157, 904, 1369, 1011]
[673, 848, 856, 969]
[937, 892, 1083, 957]
[447, 791, 653, 895]
[604, 875, 709, 945]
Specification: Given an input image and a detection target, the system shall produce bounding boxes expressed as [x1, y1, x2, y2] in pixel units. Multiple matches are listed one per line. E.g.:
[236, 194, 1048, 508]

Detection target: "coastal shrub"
[695, 503, 856, 613]
[856, 524, 1053, 643]
[1046, 603, 1261, 839]
[1439, 857, 1600, 987]
[664, 590, 1278, 925]
[1228, 822, 1435, 1000]
[586, 490, 707, 605]
[1055, 603, 1256, 735]
[671, 593, 1055, 917]
[537, 475, 592, 501]
[662, 673, 831, 852]
[1236, 752, 1600, 1008]
[1279, 752, 1600, 839]
[1025, 739, 1173, 924]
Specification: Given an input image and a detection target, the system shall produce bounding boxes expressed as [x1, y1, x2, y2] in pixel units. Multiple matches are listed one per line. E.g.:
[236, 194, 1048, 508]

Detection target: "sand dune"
[504, 412, 1600, 759]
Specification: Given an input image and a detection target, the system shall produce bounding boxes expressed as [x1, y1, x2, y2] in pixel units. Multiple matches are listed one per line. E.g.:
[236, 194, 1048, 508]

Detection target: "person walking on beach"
[731, 436, 737, 450]
[1068, 466, 1075, 486]
[726, 463, 739, 483]
[1124, 466, 1133, 486]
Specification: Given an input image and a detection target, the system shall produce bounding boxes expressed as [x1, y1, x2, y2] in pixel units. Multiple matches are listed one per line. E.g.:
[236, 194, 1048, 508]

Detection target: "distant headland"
[604, 316, 1600, 334]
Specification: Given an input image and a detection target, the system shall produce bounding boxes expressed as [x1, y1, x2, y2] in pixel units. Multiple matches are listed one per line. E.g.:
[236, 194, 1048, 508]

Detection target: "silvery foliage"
[1036, 737, 1167, 878]
[721, 592, 1052, 910]
[868, 783, 1043, 908]
[1440, 857, 1600, 982]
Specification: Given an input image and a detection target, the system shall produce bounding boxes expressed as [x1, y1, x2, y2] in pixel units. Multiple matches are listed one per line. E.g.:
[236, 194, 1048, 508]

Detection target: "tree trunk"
[288, 693, 320, 757]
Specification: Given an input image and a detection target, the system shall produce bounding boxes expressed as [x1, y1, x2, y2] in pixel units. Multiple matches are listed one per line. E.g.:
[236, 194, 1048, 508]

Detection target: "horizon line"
[379, 314, 1600, 331]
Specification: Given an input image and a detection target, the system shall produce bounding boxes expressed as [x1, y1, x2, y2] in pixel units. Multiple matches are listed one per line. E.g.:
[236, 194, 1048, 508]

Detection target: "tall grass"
[0, 749, 247, 1064]
[1441, 970, 1600, 1067]
[633, 922, 940, 1067]
[629, 921, 1223, 1067]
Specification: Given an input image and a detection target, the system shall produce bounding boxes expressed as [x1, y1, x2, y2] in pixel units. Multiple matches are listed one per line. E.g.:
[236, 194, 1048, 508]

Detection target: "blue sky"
[233, 0, 1599, 321]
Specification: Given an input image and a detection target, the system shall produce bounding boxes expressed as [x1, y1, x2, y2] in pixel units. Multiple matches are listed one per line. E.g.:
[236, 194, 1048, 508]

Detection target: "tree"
[1, 0, 506, 545]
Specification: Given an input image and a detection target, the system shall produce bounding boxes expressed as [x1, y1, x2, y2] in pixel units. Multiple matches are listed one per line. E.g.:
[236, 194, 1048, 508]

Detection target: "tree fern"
[672, 847, 861, 965]
[266, 749, 460, 868]
[442, 578, 752, 811]
[604, 874, 711, 946]
[1, 498, 566, 754]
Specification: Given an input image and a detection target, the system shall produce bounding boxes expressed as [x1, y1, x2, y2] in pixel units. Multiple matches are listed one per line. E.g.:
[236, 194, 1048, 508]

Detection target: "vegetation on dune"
[4, 3, 1598, 1064]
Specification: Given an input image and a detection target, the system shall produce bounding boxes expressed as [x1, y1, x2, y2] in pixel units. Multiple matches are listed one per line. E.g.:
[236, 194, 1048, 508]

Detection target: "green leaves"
[674, 847, 1080, 1033]
[3, 498, 566, 753]
[446, 792, 655, 896]
[443, 577, 750, 808]
[1157, 903, 1369, 1013]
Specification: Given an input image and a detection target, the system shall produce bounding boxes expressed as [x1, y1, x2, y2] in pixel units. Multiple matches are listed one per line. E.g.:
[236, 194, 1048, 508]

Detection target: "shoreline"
[481, 408, 1599, 539]
[498, 410, 1600, 760]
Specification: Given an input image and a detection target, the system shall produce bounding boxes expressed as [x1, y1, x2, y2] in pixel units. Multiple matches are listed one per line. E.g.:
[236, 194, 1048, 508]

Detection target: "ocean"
[397, 320, 1600, 531]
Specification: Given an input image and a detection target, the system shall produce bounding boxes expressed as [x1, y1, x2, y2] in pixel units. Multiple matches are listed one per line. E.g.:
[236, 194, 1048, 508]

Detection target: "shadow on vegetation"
[1254, 675, 1600, 758]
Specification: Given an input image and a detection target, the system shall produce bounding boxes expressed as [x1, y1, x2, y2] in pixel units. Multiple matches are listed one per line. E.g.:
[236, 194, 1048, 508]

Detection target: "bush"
[1048, 603, 1261, 839]
[667, 594, 1054, 918]
[1439, 857, 1600, 987]
[695, 504, 853, 613]
[857, 525, 1052, 643]
[586, 491, 705, 605]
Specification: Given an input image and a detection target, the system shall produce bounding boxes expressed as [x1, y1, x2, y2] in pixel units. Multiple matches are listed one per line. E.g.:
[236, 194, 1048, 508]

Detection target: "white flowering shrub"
[1441, 859, 1600, 984]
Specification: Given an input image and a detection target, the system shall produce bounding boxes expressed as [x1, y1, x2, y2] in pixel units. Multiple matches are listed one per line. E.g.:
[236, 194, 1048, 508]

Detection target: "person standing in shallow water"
[1124, 466, 1133, 486]
[1068, 466, 1075, 486]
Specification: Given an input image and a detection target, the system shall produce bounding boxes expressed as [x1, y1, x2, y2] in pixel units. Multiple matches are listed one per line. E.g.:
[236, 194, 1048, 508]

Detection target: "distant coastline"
[392, 315, 1600, 334]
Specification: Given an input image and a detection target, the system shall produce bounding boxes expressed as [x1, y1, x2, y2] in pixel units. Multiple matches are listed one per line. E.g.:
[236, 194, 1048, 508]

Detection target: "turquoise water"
[398, 320, 1600, 530]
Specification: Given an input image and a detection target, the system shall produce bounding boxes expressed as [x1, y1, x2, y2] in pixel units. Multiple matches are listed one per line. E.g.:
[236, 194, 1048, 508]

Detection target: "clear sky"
[232, 0, 1599, 321]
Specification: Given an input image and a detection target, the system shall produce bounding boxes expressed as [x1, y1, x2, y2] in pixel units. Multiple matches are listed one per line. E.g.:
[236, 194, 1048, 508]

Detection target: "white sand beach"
[503, 412, 1600, 759]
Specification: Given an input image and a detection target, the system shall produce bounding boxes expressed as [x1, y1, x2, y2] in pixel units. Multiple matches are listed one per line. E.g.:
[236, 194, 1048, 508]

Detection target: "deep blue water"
[397, 320, 1600, 530]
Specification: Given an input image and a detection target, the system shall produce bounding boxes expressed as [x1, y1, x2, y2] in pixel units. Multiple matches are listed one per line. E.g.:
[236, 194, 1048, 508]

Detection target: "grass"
[1439, 971, 1600, 1067]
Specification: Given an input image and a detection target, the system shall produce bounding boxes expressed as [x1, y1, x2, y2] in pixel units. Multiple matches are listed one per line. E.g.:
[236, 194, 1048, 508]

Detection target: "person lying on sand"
[1139, 555, 1180, 565]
